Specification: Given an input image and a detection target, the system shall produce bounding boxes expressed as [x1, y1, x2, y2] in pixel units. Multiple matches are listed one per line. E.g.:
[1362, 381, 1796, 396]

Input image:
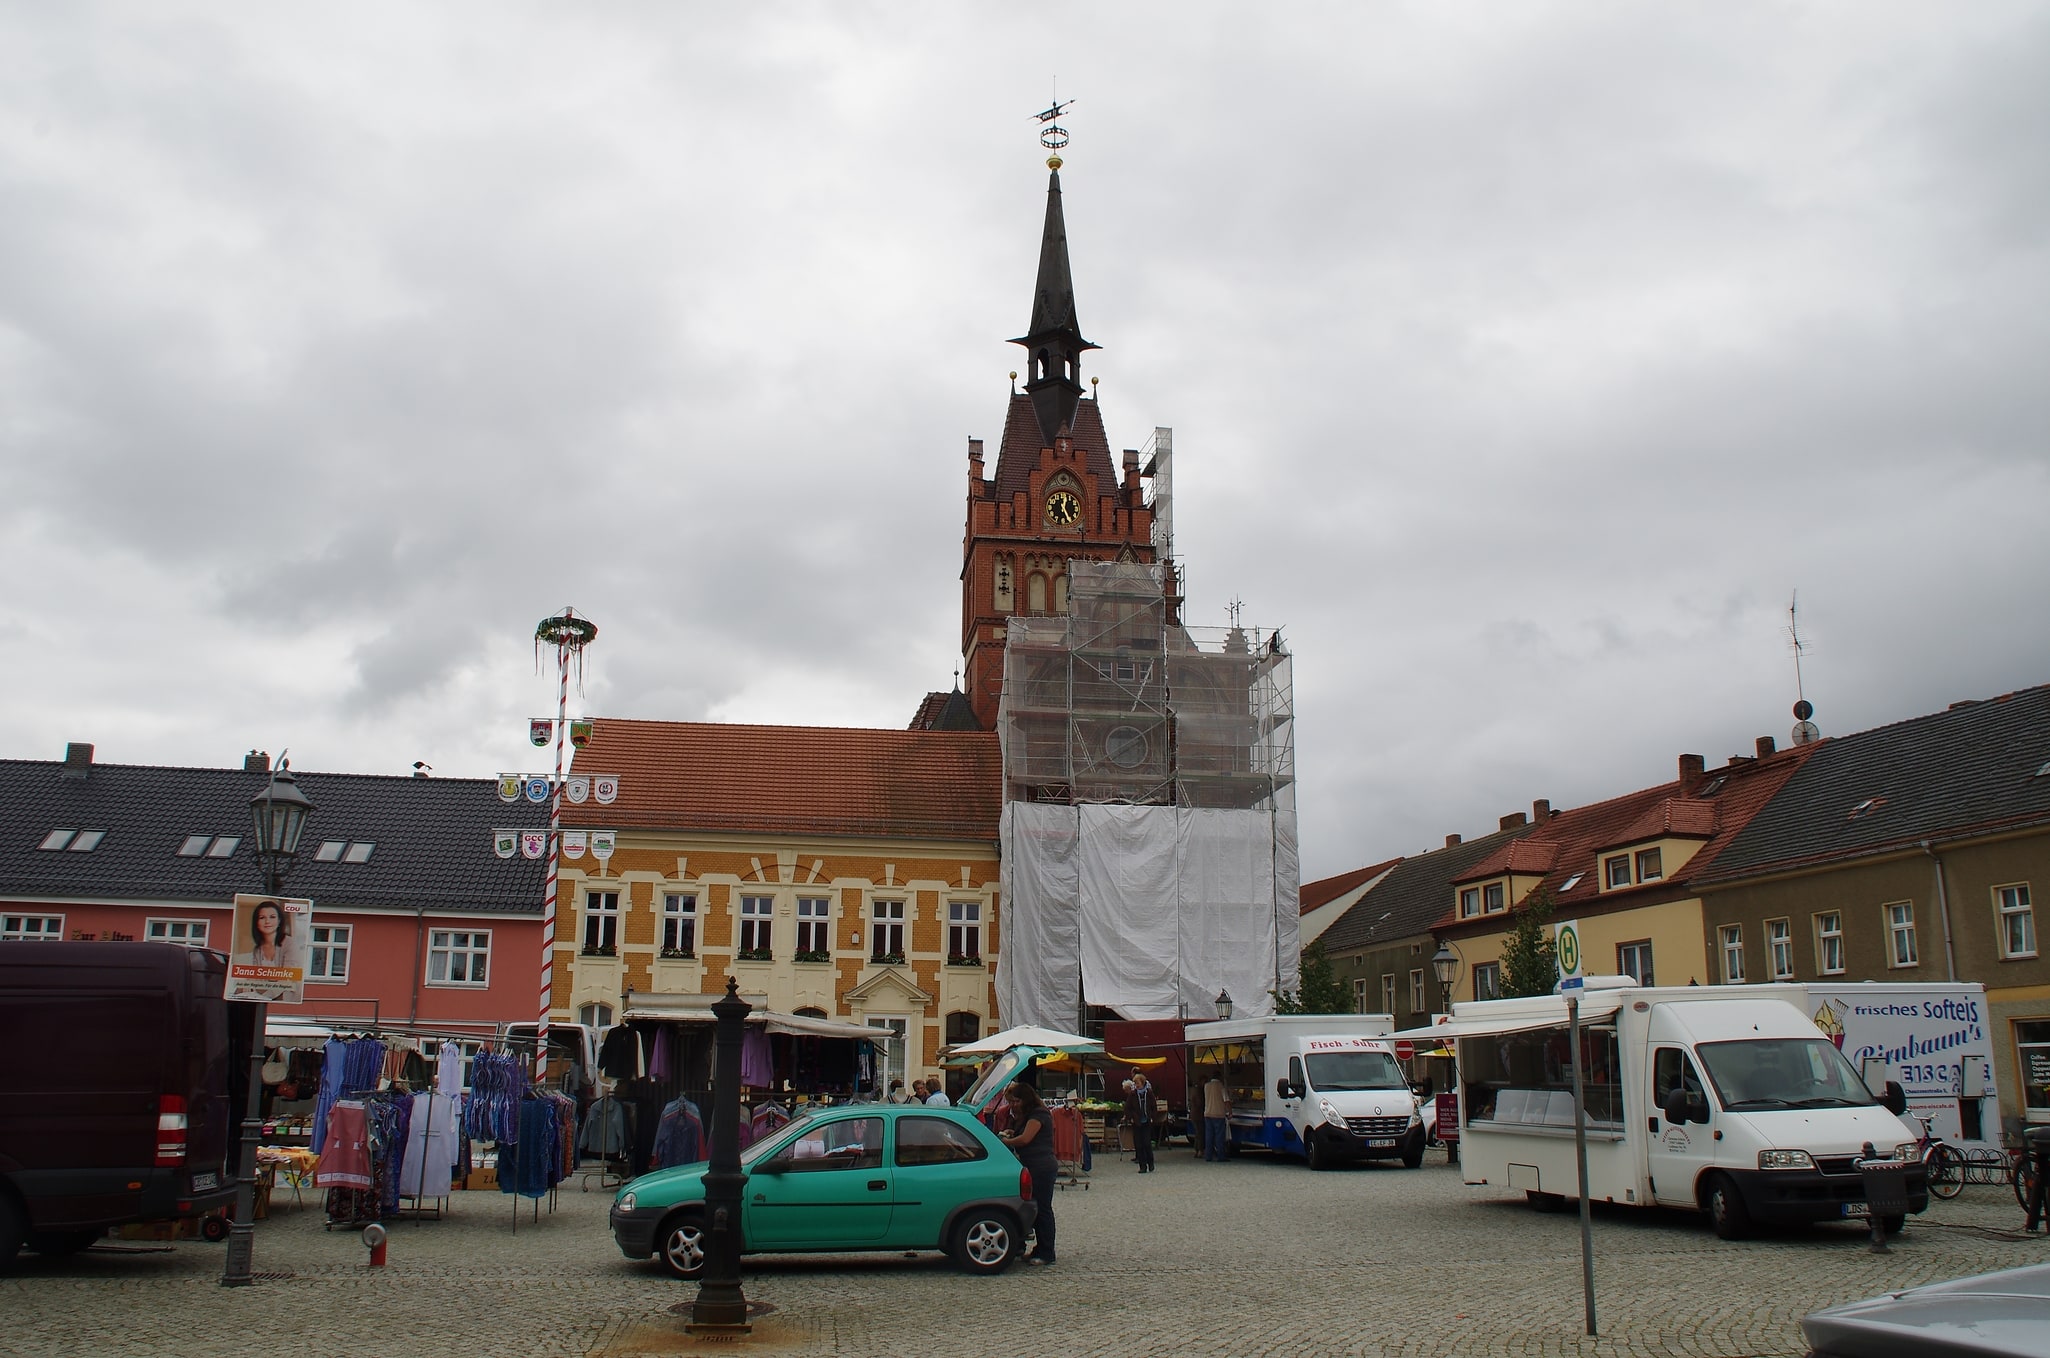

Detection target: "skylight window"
[177, 834, 212, 856]
[315, 840, 347, 862]
[206, 836, 240, 858]
[179, 834, 240, 857]
[39, 829, 77, 851]
[342, 842, 375, 864]
[68, 830, 106, 852]
[1560, 873, 1583, 892]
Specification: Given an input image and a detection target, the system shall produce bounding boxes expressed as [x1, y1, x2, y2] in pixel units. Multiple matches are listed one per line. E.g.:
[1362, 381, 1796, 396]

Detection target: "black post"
[223, 860, 280, 1287]
[690, 977, 752, 1331]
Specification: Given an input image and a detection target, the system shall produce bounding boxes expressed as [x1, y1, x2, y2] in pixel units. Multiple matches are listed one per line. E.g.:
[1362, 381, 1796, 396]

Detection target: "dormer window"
[1459, 887, 1481, 918]
[1605, 855, 1632, 889]
[1483, 882, 1506, 913]
[1635, 848, 1663, 882]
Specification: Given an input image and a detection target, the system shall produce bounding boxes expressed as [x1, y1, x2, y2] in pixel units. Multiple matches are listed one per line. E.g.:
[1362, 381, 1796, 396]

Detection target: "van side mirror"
[1276, 1078, 1302, 1100]
[1881, 1080, 1908, 1117]
[1662, 1089, 1707, 1125]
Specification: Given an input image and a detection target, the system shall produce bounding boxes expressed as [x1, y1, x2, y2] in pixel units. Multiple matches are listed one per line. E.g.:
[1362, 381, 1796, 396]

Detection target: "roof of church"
[1016, 167, 1091, 349]
[562, 719, 1001, 841]
[989, 392, 1120, 504]
[909, 688, 983, 732]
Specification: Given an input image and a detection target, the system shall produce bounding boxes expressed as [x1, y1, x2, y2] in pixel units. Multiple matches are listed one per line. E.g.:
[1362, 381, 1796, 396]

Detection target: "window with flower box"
[738, 895, 774, 959]
[796, 897, 831, 961]
[947, 901, 982, 964]
[662, 893, 697, 957]
[872, 900, 906, 963]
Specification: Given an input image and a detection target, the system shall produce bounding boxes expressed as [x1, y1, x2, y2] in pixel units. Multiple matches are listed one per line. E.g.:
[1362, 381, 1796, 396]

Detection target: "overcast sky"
[4, 4, 2047, 883]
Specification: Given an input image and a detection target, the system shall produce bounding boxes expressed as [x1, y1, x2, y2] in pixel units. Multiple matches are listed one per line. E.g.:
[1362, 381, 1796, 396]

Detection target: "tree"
[1499, 888, 1560, 999]
[1272, 939, 1353, 1014]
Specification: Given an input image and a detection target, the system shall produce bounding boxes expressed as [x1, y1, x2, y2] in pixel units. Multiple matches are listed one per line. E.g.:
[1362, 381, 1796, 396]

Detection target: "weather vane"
[1033, 91, 1074, 152]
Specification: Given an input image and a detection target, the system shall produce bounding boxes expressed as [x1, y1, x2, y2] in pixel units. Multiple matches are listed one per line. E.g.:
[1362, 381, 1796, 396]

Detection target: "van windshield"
[1304, 1050, 1405, 1093]
[1695, 1037, 1878, 1111]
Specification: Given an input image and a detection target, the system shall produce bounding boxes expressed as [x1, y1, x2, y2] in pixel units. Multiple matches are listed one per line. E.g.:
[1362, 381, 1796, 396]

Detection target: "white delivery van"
[1185, 1014, 1425, 1169]
[1409, 978, 1927, 1238]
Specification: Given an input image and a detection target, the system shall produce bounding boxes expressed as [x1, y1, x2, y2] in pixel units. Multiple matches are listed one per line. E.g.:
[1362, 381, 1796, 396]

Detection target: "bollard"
[1854, 1142, 1910, 1255]
[362, 1222, 387, 1267]
[2025, 1127, 2050, 1232]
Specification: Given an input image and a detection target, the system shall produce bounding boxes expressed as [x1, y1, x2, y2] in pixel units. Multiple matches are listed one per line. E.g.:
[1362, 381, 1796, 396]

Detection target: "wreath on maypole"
[535, 607, 598, 689]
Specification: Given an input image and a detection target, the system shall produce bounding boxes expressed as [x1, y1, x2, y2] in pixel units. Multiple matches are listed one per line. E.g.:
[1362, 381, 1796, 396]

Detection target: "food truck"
[1183, 1014, 1424, 1169]
[1404, 978, 1927, 1237]
[1795, 982, 1997, 1147]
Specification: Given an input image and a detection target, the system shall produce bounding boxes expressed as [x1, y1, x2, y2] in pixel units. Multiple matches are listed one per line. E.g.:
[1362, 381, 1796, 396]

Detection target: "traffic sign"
[1555, 920, 1583, 980]
[1559, 976, 1585, 991]
[1395, 1040, 1414, 1061]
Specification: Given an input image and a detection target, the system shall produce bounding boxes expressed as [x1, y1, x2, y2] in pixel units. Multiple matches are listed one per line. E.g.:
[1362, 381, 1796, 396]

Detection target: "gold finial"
[1046, 154, 1063, 170]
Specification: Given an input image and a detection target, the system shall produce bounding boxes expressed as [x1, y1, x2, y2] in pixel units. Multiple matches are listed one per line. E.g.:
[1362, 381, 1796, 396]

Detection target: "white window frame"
[1998, 883, 2036, 959]
[1381, 973, 1396, 1014]
[662, 892, 697, 957]
[578, 1002, 614, 1028]
[796, 896, 832, 956]
[1409, 969, 1425, 1014]
[1719, 924, 1745, 984]
[1815, 912, 1845, 975]
[1767, 918, 1794, 980]
[872, 899, 906, 961]
[1482, 882, 1505, 914]
[2, 913, 64, 941]
[1352, 977, 1367, 1013]
[947, 901, 981, 961]
[738, 895, 774, 957]
[427, 928, 491, 987]
[583, 890, 620, 955]
[1617, 940, 1654, 985]
[1885, 901, 1918, 968]
[1604, 856, 1632, 889]
[308, 923, 351, 982]
[1635, 847, 1663, 882]
[1472, 962, 1502, 1002]
[1458, 887, 1480, 918]
[146, 917, 210, 949]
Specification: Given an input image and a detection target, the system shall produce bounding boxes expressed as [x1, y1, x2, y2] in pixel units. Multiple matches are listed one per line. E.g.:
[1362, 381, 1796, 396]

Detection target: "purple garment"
[741, 1027, 773, 1088]
[648, 1027, 672, 1080]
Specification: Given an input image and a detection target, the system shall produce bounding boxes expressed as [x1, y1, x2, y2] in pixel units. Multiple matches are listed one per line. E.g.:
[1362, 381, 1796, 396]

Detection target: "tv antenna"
[1787, 592, 1820, 745]
[1033, 91, 1074, 151]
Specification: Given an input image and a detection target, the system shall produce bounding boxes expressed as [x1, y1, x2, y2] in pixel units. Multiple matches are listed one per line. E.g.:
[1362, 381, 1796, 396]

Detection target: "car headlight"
[1892, 1143, 1920, 1163]
[1758, 1149, 1816, 1171]
[617, 1191, 636, 1213]
[1318, 1098, 1342, 1126]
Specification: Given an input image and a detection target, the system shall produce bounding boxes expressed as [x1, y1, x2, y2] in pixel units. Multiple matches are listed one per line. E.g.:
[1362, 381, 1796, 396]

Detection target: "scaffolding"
[996, 561, 1300, 1030]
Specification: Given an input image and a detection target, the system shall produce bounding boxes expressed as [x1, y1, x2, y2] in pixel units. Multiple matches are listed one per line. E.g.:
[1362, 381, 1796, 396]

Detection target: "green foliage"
[1500, 888, 1560, 999]
[1272, 939, 1354, 1015]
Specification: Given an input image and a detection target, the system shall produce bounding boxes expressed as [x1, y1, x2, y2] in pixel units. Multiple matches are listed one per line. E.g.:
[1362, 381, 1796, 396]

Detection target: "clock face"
[1046, 490, 1081, 526]
[1105, 724, 1148, 769]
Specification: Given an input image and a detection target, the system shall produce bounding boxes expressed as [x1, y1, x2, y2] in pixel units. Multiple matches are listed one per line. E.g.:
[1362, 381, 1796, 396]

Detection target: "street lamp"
[1431, 942, 1458, 1010]
[222, 767, 314, 1288]
[1215, 989, 1234, 1021]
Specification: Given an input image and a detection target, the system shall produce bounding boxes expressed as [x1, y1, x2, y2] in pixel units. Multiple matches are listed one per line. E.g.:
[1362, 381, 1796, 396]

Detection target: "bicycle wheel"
[1926, 1145, 1964, 1200]
[2015, 1153, 2038, 1211]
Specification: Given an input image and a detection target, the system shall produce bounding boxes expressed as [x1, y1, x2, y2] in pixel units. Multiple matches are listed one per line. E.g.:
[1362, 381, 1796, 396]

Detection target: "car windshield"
[1696, 1037, 1879, 1111]
[737, 1107, 817, 1167]
[1304, 1050, 1406, 1092]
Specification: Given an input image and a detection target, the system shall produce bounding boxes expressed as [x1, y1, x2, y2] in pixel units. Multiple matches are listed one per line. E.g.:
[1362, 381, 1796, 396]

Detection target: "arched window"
[946, 1011, 981, 1046]
[1053, 573, 1068, 614]
[794, 1006, 827, 1019]
[578, 1002, 613, 1028]
[1027, 572, 1048, 614]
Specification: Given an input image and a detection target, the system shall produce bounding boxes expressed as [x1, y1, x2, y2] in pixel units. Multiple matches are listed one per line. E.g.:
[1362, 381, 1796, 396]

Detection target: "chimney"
[1445, 833, 1462, 848]
[1678, 753, 1706, 794]
[244, 750, 270, 773]
[1755, 735, 1777, 759]
[1500, 812, 1527, 831]
[61, 742, 94, 779]
[1532, 798, 1552, 821]
[967, 438, 985, 488]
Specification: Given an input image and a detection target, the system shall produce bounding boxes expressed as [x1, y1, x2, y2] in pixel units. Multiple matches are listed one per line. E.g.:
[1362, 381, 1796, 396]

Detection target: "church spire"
[1010, 155, 1099, 444]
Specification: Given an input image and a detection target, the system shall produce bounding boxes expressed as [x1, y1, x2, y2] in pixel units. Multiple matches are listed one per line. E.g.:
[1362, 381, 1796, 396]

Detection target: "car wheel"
[28, 1229, 102, 1257]
[0, 1195, 25, 1267]
[1525, 1190, 1566, 1213]
[949, 1209, 1019, 1274]
[199, 1217, 230, 1243]
[1925, 1146, 1964, 1200]
[1705, 1173, 1751, 1241]
[657, 1210, 709, 1280]
[1306, 1137, 1329, 1172]
[1881, 1215, 1905, 1235]
[1401, 1131, 1425, 1169]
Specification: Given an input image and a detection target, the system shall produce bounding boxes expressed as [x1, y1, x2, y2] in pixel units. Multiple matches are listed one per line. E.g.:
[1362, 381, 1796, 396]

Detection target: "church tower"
[956, 153, 1162, 731]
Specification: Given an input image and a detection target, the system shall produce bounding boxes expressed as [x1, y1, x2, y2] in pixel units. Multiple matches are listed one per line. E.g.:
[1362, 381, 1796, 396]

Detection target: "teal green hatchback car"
[609, 1100, 1037, 1278]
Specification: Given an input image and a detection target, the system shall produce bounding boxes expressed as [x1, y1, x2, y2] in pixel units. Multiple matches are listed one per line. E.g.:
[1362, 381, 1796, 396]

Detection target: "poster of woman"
[225, 893, 314, 1004]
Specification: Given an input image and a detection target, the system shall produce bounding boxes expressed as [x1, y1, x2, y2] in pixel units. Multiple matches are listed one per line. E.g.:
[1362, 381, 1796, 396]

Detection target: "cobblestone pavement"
[7, 1145, 2048, 1357]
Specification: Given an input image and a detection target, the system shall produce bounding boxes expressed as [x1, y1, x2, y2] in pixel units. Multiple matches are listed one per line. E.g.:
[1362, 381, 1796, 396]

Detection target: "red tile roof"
[1453, 838, 1561, 884]
[561, 719, 1002, 841]
[1434, 744, 1818, 935]
[1301, 858, 1401, 914]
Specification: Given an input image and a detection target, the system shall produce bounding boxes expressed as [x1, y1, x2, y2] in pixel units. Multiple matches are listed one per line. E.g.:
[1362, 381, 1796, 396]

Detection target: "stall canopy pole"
[537, 633, 569, 1083]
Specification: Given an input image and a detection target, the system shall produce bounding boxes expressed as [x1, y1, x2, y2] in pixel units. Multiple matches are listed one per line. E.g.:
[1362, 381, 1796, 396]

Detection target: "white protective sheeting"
[1272, 806, 1302, 1001]
[996, 802, 1082, 1032]
[1001, 802, 1296, 1027]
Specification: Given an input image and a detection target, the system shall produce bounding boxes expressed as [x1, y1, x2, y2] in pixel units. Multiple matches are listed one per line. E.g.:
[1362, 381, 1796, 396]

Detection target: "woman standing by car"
[999, 1082, 1058, 1266]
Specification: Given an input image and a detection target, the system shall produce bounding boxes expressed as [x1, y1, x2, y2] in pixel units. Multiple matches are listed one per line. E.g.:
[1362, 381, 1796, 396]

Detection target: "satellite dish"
[1792, 720, 1821, 746]
[1793, 699, 1814, 721]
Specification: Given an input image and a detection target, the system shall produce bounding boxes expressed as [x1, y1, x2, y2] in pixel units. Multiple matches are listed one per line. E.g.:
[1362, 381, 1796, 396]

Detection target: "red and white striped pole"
[532, 607, 594, 1085]
[537, 636, 569, 1084]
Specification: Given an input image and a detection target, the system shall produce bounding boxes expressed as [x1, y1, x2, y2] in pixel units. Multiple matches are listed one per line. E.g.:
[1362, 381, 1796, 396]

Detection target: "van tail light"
[156, 1095, 188, 1167]
[1020, 1167, 1032, 1199]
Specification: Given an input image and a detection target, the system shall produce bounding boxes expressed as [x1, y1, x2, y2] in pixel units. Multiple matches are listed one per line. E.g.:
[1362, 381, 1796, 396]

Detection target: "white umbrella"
[949, 1023, 1103, 1056]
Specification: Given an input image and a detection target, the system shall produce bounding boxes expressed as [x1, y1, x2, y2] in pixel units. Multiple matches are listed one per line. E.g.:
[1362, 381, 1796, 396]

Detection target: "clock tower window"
[1053, 573, 1069, 614]
[1026, 573, 1048, 615]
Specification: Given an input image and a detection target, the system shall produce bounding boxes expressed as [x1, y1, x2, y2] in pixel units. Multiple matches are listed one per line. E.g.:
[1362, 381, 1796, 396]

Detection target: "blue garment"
[498, 1099, 560, 1199]
[311, 1038, 387, 1154]
[1203, 1116, 1228, 1161]
[651, 1097, 703, 1169]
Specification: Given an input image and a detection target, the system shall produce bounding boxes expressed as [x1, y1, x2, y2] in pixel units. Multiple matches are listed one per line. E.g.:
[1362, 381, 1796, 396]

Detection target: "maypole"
[534, 607, 597, 1083]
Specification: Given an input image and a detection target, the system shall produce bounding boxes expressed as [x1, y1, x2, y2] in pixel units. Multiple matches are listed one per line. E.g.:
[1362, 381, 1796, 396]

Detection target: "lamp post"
[222, 766, 313, 1288]
[1431, 943, 1458, 1012]
[690, 977, 752, 1332]
[1215, 989, 1234, 1021]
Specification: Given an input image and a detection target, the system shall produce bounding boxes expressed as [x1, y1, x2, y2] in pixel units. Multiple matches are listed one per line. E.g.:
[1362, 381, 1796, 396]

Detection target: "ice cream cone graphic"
[1812, 1001, 1845, 1048]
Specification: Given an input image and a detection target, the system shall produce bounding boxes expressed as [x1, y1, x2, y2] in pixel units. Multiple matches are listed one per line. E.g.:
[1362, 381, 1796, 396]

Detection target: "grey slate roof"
[0, 758, 550, 915]
[1318, 822, 1541, 955]
[1695, 683, 2050, 883]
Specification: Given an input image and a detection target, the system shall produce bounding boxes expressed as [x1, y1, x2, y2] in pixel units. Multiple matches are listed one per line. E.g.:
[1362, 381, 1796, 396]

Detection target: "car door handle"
[1648, 1119, 1659, 1135]
[868, 1180, 887, 1191]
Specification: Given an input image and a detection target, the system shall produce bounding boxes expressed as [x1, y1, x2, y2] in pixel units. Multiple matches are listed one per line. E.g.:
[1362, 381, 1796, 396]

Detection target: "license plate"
[191, 1172, 218, 1191]
[1368, 1138, 1397, 1148]
[1841, 1203, 1868, 1219]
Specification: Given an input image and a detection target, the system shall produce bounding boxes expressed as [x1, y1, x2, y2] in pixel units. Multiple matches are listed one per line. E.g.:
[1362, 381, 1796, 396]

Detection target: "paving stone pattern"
[7, 1147, 2048, 1357]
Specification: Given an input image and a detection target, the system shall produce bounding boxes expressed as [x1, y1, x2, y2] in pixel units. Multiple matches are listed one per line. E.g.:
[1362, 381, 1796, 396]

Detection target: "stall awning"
[619, 992, 879, 1042]
[1389, 992, 1624, 1043]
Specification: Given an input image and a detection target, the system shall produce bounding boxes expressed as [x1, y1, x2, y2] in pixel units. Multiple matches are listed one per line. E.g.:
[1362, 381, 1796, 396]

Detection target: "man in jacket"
[1124, 1072, 1157, 1172]
[1202, 1072, 1230, 1161]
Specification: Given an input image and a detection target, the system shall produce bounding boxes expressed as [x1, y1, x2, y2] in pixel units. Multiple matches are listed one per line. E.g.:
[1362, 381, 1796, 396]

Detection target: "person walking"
[1202, 1071, 1230, 1161]
[999, 1081, 1059, 1265]
[1125, 1071, 1157, 1172]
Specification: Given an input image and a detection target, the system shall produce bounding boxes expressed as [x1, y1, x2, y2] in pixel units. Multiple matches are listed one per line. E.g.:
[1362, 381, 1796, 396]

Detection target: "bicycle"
[1904, 1115, 1964, 1200]
[2014, 1143, 2040, 1211]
